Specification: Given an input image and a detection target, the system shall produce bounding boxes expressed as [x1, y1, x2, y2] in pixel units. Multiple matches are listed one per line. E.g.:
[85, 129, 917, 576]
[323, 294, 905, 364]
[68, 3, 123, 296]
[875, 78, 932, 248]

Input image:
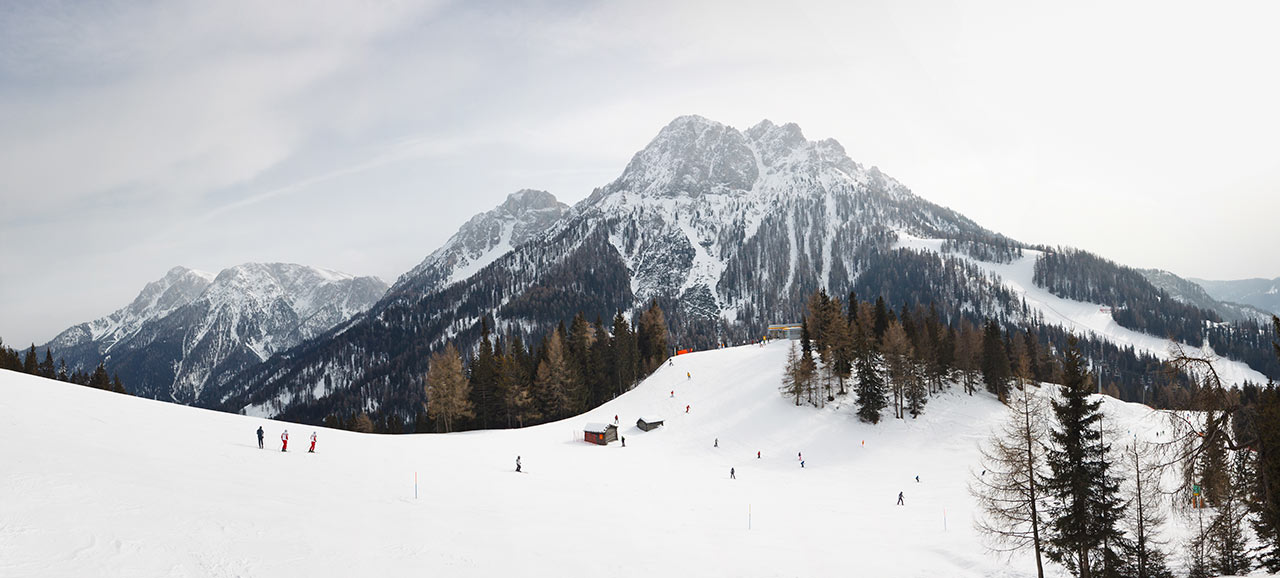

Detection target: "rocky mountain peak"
[603, 115, 757, 199]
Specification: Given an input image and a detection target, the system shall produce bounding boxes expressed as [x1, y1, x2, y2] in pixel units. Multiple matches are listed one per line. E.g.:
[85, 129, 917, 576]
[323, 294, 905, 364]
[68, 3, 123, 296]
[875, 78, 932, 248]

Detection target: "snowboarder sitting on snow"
[309, 432, 317, 453]
[257, 426, 264, 449]
[516, 456, 522, 473]
[897, 491, 904, 506]
[281, 429, 289, 452]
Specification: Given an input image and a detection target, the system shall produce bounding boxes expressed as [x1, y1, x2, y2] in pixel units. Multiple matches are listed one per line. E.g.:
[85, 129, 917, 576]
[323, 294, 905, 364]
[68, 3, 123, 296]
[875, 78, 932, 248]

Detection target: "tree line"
[782, 289, 1067, 422]
[0, 338, 128, 394]
[327, 301, 670, 434]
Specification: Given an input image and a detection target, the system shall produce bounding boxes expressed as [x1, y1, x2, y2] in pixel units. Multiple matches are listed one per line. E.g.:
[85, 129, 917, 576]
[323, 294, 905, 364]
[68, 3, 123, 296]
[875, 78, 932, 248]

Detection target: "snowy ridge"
[0, 342, 1198, 577]
[390, 189, 569, 297]
[41, 263, 388, 406]
[894, 231, 1269, 386]
[46, 266, 215, 354]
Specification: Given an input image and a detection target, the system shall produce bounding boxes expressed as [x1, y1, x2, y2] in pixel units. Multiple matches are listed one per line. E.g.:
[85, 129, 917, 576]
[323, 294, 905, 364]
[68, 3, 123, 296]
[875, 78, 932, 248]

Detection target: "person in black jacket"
[256, 426, 264, 449]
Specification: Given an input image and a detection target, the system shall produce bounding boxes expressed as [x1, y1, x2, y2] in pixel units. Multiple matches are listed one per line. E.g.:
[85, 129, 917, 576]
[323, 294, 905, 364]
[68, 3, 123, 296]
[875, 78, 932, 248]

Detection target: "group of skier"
[256, 425, 316, 453]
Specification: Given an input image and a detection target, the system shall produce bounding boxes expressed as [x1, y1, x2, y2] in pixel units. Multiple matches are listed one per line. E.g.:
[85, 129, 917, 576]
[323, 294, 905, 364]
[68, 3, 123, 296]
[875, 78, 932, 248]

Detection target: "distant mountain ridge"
[42, 263, 387, 404]
[1191, 277, 1280, 317]
[1140, 269, 1272, 322]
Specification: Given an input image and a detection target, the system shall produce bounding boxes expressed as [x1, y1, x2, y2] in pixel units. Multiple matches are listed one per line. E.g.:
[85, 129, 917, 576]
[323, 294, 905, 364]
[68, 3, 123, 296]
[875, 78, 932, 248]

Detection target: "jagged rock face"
[42, 263, 387, 404]
[389, 189, 570, 298]
[577, 115, 994, 325]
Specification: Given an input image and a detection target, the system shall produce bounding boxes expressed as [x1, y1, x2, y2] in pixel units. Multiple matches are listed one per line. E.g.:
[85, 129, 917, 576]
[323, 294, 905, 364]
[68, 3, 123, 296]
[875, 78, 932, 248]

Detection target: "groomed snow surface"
[1, 341, 1184, 577]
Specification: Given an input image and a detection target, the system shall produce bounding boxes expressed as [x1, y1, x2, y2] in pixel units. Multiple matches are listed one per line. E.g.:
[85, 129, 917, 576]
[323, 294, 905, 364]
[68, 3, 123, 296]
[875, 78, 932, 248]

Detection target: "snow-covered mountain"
[226, 116, 1029, 423]
[45, 266, 216, 359]
[388, 189, 569, 298]
[42, 263, 387, 404]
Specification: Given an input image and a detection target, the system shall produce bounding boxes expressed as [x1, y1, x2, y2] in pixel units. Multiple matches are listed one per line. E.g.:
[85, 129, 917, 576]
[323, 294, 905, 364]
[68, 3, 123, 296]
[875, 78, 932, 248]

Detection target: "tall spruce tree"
[854, 325, 887, 424]
[982, 321, 1012, 403]
[468, 319, 499, 429]
[533, 328, 573, 421]
[1043, 336, 1127, 578]
[611, 311, 639, 396]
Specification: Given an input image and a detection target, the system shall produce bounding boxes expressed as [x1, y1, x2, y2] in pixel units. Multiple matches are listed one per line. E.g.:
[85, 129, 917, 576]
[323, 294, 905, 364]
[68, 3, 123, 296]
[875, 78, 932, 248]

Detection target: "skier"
[798, 451, 802, 461]
[668, 359, 673, 367]
[915, 475, 920, 483]
[614, 415, 619, 425]
[687, 372, 691, 380]
[686, 404, 690, 413]
[714, 438, 718, 448]
[670, 390, 674, 398]
[730, 467, 735, 479]
[897, 491, 904, 506]
[801, 460, 805, 468]
[621, 436, 626, 447]
[256, 426, 264, 449]
[757, 451, 761, 459]
[516, 456, 522, 473]
[280, 429, 289, 452]
[309, 432, 317, 453]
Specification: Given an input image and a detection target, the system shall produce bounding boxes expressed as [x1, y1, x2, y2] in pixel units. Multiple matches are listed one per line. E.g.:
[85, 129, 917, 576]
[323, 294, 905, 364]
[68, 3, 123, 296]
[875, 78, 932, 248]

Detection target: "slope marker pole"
[415, 472, 418, 500]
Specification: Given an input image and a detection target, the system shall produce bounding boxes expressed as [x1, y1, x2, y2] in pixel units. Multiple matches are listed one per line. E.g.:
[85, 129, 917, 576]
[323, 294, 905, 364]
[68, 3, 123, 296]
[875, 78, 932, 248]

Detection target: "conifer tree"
[822, 295, 853, 397]
[873, 296, 890, 343]
[972, 387, 1050, 578]
[468, 319, 499, 429]
[799, 320, 817, 406]
[498, 338, 534, 427]
[89, 362, 111, 390]
[1043, 336, 1127, 578]
[1208, 453, 1251, 576]
[612, 311, 639, 396]
[854, 325, 887, 424]
[882, 320, 913, 420]
[637, 301, 668, 374]
[1253, 380, 1280, 572]
[781, 343, 805, 406]
[425, 343, 473, 433]
[982, 321, 1012, 403]
[956, 321, 982, 396]
[1120, 442, 1174, 578]
[39, 349, 55, 379]
[533, 328, 573, 421]
[23, 344, 38, 375]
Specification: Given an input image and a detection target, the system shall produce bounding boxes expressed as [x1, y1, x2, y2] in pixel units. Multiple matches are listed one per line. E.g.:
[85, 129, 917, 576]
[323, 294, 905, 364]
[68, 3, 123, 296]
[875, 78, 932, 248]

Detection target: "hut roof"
[584, 423, 613, 434]
[639, 416, 664, 424]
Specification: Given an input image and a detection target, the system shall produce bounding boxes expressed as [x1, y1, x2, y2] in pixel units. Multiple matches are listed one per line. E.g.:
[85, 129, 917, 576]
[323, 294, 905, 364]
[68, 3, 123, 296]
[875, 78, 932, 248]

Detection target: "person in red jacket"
[308, 431, 317, 453]
[281, 429, 289, 452]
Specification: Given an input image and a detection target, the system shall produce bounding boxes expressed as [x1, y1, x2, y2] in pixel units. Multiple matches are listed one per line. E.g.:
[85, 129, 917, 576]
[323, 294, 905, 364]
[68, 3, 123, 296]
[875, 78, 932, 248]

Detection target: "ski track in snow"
[2, 341, 1217, 578]
[893, 232, 1269, 385]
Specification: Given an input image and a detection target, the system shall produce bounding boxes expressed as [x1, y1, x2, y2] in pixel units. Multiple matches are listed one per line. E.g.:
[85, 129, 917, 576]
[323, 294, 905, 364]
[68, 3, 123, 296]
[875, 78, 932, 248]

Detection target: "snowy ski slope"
[2, 341, 1178, 578]
[894, 231, 1270, 386]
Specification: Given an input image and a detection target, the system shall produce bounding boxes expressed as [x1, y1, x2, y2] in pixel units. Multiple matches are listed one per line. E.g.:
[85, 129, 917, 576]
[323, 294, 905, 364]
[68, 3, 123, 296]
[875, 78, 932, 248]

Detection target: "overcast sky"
[3, 0, 1278, 347]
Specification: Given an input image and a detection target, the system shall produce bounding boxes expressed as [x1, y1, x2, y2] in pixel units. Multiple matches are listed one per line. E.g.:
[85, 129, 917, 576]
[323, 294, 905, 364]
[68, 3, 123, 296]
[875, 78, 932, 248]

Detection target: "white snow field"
[2, 341, 1175, 578]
